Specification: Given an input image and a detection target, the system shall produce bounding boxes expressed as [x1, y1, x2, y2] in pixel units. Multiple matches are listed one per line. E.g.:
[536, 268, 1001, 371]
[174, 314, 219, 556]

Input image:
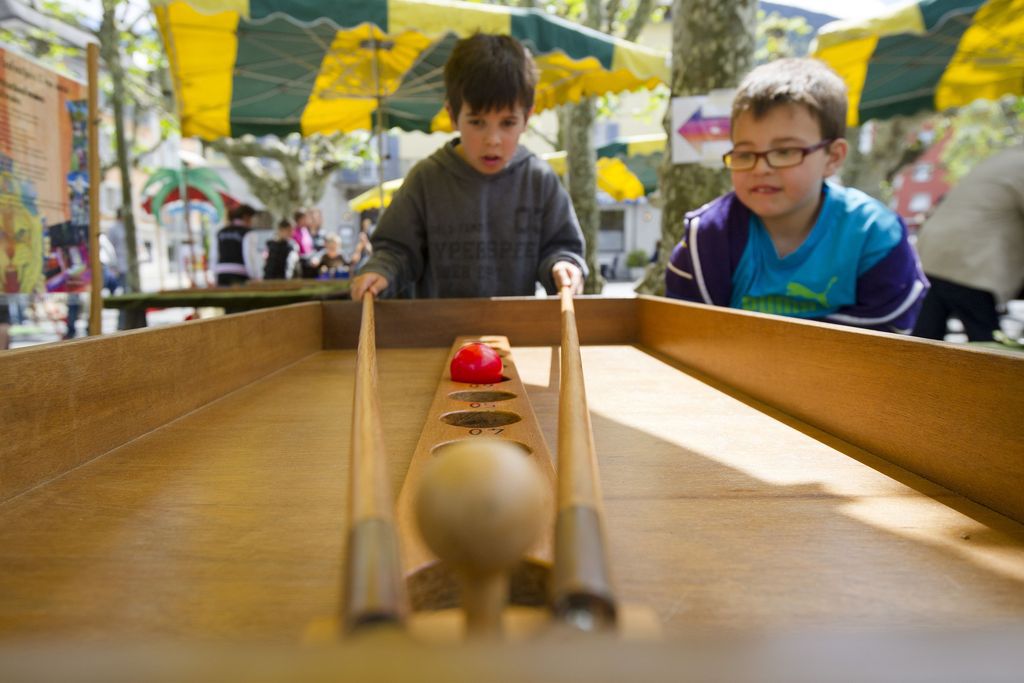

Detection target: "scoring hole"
[440, 410, 522, 429]
[448, 390, 517, 403]
[451, 375, 512, 385]
[431, 439, 533, 457]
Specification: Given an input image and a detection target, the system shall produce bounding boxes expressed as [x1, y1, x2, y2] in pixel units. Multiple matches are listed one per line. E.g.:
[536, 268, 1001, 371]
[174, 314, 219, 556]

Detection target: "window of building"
[908, 192, 932, 213]
[101, 183, 120, 213]
[598, 209, 624, 252]
[912, 163, 933, 182]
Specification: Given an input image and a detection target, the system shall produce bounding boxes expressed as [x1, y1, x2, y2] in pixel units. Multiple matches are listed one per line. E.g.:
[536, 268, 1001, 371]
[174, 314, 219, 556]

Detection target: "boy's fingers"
[358, 274, 389, 299]
[553, 263, 573, 289]
[351, 275, 372, 301]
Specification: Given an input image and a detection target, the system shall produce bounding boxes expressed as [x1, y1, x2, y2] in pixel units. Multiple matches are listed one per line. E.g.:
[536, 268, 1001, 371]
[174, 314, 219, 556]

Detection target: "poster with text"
[0, 45, 87, 295]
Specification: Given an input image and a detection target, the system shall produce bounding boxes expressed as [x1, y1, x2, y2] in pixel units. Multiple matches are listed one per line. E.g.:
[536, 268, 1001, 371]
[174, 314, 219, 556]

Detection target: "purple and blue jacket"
[665, 191, 929, 333]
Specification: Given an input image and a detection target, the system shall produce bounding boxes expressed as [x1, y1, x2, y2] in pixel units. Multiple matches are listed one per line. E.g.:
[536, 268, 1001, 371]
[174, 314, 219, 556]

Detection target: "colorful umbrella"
[141, 187, 241, 215]
[140, 167, 232, 226]
[152, 0, 670, 139]
[813, 0, 1024, 126]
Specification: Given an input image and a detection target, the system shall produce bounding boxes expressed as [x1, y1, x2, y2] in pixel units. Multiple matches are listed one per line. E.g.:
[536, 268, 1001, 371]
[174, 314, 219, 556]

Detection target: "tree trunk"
[562, 100, 603, 294]
[637, 0, 756, 295]
[101, 1, 146, 327]
[560, 0, 607, 294]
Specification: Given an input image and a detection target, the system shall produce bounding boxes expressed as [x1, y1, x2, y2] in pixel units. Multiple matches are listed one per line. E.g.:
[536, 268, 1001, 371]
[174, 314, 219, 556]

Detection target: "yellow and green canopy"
[153, 0, 669, 140]
[596, 133, 664, 196]
[813, 0, 1024, 126]
[348, 177, 405, 212]
[538, 133, 665, 202]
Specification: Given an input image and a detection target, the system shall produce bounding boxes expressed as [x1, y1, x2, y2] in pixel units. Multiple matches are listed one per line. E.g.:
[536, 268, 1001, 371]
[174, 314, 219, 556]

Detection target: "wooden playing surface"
[2, 297, 1023, 642]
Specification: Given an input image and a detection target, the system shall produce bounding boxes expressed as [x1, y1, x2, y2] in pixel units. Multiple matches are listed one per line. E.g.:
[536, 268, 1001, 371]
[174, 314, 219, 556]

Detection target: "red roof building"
[890, 131, 951, 233]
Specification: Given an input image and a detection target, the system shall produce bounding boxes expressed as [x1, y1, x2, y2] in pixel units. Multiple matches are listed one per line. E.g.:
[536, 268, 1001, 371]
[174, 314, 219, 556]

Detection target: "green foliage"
[937, 96, 1024, 183]
[208, 132, 371, 220]
[0, 28, 79, 77]
[0, 0, 178, 172]
[625, 249, 648, 268]
[755, 9, 812, 63]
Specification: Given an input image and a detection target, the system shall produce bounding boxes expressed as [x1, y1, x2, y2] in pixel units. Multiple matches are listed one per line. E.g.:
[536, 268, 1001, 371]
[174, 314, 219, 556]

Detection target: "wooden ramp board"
[0, 345, 1022, 641]
[395, 337, 557, 612]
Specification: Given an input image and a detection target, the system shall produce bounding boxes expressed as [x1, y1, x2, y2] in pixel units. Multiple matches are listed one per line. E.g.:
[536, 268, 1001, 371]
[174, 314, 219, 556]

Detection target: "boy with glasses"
[666, 58, 927, 333]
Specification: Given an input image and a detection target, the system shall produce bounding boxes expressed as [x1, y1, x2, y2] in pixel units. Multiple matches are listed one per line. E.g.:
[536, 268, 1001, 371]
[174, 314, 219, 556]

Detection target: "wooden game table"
[1, 296, 1022, 679]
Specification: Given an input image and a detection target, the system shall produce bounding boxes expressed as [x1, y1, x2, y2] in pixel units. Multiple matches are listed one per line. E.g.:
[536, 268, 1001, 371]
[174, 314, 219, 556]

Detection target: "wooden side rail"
[0, 303, 322, 502]
[638, 296, 1024, 524]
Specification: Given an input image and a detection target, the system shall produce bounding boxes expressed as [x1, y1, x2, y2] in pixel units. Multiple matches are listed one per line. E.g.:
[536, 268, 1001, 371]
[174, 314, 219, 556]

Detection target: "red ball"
[450, 342, 504, 384]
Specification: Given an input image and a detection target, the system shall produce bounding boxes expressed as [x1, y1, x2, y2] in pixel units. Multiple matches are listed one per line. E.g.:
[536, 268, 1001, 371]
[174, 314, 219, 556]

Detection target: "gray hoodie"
[360, 140, 587, 298]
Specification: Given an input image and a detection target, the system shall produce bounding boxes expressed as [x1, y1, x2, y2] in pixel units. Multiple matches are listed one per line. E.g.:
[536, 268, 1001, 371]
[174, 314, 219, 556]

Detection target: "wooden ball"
[416, 439, 549, 576]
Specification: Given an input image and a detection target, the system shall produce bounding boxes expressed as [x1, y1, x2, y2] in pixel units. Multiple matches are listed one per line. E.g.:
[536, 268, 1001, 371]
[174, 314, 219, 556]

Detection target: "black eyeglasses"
[722, 139, 834, 171]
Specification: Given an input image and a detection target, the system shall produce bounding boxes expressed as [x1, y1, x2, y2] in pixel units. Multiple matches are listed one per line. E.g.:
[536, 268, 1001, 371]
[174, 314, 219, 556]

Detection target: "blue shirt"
[729, 184, 903, 318]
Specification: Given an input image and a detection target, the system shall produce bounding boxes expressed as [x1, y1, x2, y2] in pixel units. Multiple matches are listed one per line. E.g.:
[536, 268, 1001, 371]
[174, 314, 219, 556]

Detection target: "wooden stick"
[341, 293, 407, 632]
[87, 43, 102, 337]
[551, 286, 618, 629]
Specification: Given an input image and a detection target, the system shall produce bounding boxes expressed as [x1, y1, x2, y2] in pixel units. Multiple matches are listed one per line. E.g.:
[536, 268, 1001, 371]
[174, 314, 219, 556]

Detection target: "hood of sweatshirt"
[431, 138, 535, 182]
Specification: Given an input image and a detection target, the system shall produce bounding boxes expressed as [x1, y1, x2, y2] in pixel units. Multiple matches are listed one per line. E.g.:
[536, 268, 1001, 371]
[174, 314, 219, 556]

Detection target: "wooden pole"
[551, 286, 618, 630]
[341, 293, 407, 632]
[87, 42, 102, 337]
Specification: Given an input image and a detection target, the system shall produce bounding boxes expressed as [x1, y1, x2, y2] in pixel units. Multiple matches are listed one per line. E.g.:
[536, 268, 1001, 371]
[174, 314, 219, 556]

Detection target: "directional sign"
[678, 111, 729, 144]
[671, 89, 734, 166]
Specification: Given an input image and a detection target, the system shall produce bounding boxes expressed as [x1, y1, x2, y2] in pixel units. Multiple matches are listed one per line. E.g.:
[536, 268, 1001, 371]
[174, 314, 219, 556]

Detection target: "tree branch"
[624, 0, 656, 42]
[528, 122, 559, 150]
[129, 132, 172, 171]
[604, 0, 623, 33]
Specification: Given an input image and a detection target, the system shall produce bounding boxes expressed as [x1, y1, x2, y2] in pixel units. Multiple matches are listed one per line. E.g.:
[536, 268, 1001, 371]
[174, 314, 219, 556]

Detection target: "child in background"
[312, 233, 349, 279]
[349, 229, 373, 272]
[665, 58, 927, 333]
[291, 209, 314, 257]
[264, 220, 299, 280]
[350, 33, 586, 301]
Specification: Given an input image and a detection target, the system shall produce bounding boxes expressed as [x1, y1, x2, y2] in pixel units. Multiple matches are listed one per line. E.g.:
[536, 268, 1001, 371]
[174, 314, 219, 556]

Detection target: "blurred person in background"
[912, 145, 1024, 342]
[0, 294, 9, 349]
[310, 233, 349, 279]
[214, 204, 257, 286]
[264, 220, 299, 280]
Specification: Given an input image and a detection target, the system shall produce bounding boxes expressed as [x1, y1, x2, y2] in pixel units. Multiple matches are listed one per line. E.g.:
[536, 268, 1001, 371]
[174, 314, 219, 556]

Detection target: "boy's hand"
[351, 272, 389, 301]
[552, 261, 584, 294]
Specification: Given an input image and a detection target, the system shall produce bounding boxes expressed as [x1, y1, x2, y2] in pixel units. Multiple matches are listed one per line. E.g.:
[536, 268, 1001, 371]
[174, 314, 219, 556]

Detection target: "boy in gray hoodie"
[350, 34, 587, 301]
